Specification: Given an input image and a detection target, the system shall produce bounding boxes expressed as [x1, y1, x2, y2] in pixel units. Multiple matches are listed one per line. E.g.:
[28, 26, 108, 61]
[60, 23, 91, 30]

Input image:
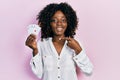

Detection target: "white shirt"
[30, 37, 93, 80]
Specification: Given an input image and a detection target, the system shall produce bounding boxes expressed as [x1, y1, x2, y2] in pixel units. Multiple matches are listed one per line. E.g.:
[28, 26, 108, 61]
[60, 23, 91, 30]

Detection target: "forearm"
[73, 50, 93, 75]
[30, 52, 43, 79]
[74, 47, 82, 55]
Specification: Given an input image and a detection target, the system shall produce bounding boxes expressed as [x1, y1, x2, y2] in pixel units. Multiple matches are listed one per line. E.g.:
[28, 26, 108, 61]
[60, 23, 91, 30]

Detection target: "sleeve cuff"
[30, 53, 40, 66]
[73, 49, 86, 63]
[31, 53, 40, 62]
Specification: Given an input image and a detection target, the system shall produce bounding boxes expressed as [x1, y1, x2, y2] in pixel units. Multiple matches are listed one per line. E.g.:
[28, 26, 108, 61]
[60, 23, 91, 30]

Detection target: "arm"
[61, 37, 93, 75]
[73, 39, 93, 75]
[73, 49, 93, 75]
[30, 41, 43, 79]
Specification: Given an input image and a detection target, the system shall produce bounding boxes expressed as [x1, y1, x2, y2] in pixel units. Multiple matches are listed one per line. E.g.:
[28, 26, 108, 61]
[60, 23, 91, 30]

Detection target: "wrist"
[74, 48, 82, 55]
[32, 48, 38, 56]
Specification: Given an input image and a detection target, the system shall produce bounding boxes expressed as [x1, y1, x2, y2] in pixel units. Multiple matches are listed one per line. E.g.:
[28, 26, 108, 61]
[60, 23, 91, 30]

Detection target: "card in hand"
[27, 24, 41, 35]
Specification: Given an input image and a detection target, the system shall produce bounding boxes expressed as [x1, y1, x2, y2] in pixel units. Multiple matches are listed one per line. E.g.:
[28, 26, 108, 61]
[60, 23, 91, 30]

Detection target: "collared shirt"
[30, 37, 93, 80]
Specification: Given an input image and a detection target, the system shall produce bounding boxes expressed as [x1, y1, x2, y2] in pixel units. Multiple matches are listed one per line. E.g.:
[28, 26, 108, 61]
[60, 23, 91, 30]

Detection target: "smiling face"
[50, 10, 67, 37]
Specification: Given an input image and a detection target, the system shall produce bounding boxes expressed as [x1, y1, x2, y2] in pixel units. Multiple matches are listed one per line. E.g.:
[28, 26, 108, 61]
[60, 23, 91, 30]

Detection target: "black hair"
[37, 2, 78, 39]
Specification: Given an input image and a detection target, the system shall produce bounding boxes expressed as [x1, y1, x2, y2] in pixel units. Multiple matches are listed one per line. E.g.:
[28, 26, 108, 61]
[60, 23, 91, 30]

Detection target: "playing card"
[27, 24, 41, 35]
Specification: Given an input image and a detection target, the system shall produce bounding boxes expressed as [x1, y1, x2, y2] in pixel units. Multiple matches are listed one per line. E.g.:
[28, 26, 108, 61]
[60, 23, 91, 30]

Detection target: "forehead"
[52, 10, 66, 18]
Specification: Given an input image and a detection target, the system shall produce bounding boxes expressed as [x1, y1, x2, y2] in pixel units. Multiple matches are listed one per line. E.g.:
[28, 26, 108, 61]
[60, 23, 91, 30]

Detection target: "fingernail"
[59, 38, 61, 40]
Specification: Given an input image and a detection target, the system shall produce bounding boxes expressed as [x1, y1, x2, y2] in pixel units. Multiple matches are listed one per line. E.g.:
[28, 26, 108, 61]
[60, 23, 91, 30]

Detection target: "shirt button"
[58, 67, 60, 69]
[58, 76, 60, 78]
[58, 58, 60, 60]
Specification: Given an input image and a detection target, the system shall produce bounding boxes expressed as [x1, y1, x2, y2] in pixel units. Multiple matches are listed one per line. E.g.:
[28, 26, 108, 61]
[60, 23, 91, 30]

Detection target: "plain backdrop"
[0, 0, 120, 80]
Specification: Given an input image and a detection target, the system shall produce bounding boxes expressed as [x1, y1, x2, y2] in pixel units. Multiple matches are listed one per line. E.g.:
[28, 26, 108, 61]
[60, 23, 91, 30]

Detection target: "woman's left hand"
[62, 37, 82, 54]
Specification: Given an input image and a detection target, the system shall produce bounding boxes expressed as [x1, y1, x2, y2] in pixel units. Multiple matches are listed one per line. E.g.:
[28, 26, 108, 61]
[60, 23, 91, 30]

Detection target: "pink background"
[0, 0, 120, 80]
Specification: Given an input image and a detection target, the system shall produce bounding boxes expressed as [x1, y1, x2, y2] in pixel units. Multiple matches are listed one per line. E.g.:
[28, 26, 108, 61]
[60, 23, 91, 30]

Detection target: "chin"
[54, 31, 65, 36]
[56, 34, 63, 36]
[55, 33, 64, 36]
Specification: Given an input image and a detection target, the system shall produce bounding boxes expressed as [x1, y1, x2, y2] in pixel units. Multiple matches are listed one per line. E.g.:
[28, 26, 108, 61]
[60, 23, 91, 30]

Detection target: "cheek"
[50, 23, 56, 30]
[63, 22, 67, 27]
[63, 23, 67, 30]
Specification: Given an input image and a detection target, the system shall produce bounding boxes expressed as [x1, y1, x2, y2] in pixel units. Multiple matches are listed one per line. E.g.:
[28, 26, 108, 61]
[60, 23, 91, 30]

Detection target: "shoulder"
[37, 37, 51, 45]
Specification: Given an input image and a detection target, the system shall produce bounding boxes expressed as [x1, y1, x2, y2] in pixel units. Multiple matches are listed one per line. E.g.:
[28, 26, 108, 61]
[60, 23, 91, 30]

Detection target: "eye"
[61, 19, 67, 23]
[51, 19, 57, 23]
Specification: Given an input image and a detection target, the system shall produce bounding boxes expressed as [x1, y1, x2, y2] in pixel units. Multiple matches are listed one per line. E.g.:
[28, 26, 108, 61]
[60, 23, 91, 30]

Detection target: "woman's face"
[50, 10, 67, 36]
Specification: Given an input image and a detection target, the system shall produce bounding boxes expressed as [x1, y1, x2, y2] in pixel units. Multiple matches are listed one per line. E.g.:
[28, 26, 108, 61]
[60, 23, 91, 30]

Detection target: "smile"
[56, 27, 63, 32]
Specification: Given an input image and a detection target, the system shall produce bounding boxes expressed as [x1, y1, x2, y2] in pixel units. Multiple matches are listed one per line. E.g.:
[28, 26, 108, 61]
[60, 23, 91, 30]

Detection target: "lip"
[56, 27, 64, 32]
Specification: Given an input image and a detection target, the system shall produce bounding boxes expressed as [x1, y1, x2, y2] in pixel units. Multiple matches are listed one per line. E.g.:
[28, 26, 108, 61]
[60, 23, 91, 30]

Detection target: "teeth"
[56, 28, 63, 31]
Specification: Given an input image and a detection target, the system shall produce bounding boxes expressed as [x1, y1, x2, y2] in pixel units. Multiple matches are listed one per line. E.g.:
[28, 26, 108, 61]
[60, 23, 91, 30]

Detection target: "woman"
[25, 2, 93, 80]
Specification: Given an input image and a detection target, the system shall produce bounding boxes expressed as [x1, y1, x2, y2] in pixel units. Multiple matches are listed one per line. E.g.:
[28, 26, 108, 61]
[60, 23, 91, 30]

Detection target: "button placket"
[57, 56, 61, 80]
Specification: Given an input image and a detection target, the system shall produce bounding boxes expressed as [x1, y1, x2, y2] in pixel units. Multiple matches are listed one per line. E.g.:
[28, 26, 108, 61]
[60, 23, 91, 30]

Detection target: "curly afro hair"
[37, 2, 78, 39]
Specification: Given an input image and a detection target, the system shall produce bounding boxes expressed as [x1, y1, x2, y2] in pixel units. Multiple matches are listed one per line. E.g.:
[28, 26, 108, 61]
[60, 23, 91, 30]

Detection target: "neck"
[52, 35, 65, 42]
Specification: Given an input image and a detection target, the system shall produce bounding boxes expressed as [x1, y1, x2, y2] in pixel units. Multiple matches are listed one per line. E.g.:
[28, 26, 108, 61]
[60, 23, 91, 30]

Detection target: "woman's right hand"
[25, 34, 38, 56]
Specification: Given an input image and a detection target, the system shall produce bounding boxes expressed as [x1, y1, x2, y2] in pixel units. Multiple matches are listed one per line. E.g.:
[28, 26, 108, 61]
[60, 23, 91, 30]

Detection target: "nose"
[56, 20, 62, 26]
